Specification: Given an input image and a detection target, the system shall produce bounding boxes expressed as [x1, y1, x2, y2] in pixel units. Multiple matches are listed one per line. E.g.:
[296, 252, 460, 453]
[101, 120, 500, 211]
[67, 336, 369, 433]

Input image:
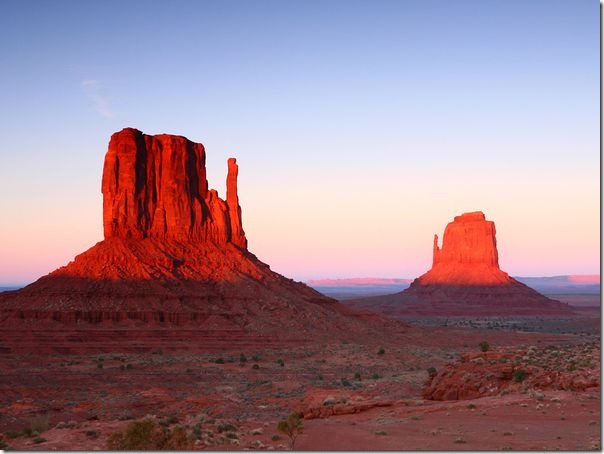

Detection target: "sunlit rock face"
[422, 211, 509, 285]
[102, 128, 246, 247]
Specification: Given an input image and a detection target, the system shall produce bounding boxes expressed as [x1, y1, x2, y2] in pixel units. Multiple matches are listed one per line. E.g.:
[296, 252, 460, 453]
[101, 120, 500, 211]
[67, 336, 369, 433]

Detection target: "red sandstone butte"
[0, 128, 374, 338]
[348, 211, 573, 316]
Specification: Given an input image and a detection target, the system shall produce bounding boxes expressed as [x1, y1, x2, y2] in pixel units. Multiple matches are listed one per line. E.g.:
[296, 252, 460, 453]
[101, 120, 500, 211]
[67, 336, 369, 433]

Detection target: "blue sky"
[0, 0, 599, 284]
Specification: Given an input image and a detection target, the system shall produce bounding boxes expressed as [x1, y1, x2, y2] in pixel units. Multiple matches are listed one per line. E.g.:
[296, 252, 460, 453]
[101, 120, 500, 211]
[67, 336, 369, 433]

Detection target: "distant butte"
[0, 128, 381, 348]
[348, 211, 573, 317]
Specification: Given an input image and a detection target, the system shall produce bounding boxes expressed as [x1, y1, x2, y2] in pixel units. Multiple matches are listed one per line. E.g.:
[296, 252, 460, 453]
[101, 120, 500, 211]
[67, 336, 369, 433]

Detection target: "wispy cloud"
[81, 79, 115, 118]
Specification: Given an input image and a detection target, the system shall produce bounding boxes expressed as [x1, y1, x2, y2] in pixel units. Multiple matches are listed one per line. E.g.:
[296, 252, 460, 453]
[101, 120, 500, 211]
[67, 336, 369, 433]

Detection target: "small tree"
[277, 412, 303, 450]
[479, 341, 490, 352]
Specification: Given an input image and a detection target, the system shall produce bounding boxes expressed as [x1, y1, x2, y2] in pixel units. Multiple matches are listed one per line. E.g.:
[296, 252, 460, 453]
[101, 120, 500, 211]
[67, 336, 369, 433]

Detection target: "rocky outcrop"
[347, 211, 573, 316]
[1, 128, 381, 341]
[423, 343, 600, 401]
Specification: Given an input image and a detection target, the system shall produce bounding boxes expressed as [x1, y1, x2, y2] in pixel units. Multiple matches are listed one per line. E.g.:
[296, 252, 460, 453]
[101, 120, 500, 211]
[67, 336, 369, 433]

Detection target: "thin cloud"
[81, 79, 115, 118]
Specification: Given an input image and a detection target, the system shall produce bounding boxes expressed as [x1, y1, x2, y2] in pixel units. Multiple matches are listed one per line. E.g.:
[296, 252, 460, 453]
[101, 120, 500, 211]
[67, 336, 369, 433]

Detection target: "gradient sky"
[0, 0, 599, 285]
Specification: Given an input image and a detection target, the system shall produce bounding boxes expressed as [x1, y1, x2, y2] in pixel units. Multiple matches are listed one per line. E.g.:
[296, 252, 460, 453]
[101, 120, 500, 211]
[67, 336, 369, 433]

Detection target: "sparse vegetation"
[252, 354, 260, 362]
[239, 353, 247, 364]
[106, 419, 192, 450]
[427, 367, 438, 377]
[217, 423, 236, 433]
[277, 412, 303, 450]
[513, 370, 527, 382]
[479, 341, 490, 352]
[371, 373, 381, 379]
[377, 347, 385, 355]
[354, 372, 362, 380]
[252, 363, 260, 370]
[215, 358, 224, 364]
[276, 358, 285, 367]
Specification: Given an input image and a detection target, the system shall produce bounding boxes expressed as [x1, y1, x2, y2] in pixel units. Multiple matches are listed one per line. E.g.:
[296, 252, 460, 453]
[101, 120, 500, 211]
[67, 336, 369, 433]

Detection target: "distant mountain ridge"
[308, 274, 600, 300]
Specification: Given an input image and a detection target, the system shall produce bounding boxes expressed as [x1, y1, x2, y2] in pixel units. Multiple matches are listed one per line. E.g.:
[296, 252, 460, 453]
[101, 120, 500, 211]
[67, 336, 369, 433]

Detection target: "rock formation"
[101, 128, 245, 246]
[421, 211, 510, 285]
[348, 211, 572, 316]
[0, 128, 381, 345]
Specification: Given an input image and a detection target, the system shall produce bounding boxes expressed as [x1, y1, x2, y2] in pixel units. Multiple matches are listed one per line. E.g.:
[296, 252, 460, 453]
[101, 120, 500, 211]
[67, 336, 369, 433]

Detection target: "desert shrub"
[271, 434, 281, 441]
[215, 358, 224, 364]
[106, 419, 192, 450]
[427, 367, 438, 377]
[164, 425, 190, 450]
[33, 436, 46, 444]
[239, 353, 247, 364]
[341, 378, 352, 387]
[252, 354, 260, 362]
[277, 412, 303, 449]
[192, 423, 202, 440]
[479, 341, 490, 352]
[354, 372, 361, 380]
[513, 369, 527, 382]
[371, 373, 381, 380]
[252, 364, 260, 370]
[29, 414, 50, 433]
[276, 358, 285, 367]
[85, 430, 100, 439]
[0, 439, 11, 450]
[126, 363, 133, 370]
[217, 423, 236, 433]
[97, 363, 103, 369]
[377, 347, 385, 355]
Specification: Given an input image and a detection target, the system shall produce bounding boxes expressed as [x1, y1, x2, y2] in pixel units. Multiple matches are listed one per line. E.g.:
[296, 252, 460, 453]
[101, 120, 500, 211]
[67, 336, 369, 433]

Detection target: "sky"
[0, 0, 599, 285]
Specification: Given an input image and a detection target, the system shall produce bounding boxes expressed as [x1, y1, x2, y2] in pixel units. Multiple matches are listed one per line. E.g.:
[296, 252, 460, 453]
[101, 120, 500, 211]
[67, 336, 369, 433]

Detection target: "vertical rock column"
[226, 158, 247, 249]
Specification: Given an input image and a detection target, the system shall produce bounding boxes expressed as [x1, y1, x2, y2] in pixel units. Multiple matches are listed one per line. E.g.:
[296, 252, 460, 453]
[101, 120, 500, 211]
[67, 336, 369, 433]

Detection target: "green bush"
[513, 369, 527, 382]
[479, 341, 490, 352]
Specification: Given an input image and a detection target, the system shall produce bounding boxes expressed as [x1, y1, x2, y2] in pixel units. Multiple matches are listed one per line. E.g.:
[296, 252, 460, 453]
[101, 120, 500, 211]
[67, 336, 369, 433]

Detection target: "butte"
[349, 211, 572, 317]
[0, 128, 382, 352]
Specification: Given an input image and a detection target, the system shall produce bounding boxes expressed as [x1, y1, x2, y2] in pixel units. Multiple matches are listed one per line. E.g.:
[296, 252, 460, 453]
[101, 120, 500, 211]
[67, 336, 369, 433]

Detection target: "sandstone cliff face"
[423, 211, 509, 285]
[102, 128, 246, 247]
